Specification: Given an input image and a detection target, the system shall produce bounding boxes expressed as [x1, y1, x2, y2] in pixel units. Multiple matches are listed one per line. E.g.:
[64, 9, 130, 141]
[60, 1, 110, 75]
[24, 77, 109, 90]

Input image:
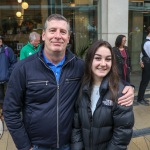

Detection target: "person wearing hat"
[0, 36, 17, 111]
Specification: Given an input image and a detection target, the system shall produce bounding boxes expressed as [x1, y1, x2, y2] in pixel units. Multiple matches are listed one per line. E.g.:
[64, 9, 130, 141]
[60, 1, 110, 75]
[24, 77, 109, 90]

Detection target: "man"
[137, 26, 150, 106]
[20, 31, 41, 60]
[3, 14, 134, 150]
[0, 35, 17, 110]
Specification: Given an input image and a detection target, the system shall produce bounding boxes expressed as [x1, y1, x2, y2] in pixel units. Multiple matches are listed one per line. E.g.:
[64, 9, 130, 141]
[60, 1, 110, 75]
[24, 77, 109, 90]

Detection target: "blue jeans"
[32, 144, 70, 150]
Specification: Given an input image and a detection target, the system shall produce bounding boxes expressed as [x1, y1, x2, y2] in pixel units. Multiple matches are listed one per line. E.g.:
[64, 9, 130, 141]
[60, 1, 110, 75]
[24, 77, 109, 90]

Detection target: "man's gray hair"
[29, 32, 40, 42]
[43, 14, 71, 34]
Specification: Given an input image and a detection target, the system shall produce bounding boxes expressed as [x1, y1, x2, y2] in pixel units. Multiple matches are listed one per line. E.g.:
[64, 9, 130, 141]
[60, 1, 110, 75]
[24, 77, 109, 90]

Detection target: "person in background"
[113, 35, 131, 83]
[0, 35, 17, 113]
[71, 40, 134, 150]
[3, 14, 134, 150]
[20, 31, 41, 60]
[137, 26, 150, 106]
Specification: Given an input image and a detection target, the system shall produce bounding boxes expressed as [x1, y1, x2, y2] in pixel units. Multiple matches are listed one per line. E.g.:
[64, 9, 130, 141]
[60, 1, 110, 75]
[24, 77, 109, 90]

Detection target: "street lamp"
[22, 1, 28, 9]
[17, 0, 22, 3]
[16, 11, 22, 17]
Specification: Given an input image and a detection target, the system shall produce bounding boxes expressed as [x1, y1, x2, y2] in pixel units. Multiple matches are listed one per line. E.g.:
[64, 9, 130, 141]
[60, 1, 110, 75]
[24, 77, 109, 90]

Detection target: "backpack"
[4, 47, 9, 57]
[141, 39, 150, 63]
[141, 39, 150, 57]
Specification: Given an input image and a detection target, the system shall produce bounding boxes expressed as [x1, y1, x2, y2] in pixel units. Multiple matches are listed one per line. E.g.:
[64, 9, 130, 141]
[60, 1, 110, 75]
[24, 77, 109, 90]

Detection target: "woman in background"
[113, 35, 131, 83]
[71, 40, 134, 150]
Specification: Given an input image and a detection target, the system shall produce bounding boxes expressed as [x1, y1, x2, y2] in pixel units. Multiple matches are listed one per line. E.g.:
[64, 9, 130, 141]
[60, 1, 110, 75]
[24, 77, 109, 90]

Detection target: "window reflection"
[0, 0, 98, 57]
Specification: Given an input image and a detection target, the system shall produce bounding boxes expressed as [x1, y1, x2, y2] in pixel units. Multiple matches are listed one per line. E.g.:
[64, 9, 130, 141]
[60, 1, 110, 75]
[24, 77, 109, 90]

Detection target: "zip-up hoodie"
[0, 44, 17, 82]
[3, 44, 85, 150]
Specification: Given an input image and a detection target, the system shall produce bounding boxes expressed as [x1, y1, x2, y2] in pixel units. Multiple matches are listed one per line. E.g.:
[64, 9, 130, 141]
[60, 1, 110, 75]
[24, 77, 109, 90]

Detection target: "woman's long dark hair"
[82, 40, 120, 102]
[115, 35, 126, 48]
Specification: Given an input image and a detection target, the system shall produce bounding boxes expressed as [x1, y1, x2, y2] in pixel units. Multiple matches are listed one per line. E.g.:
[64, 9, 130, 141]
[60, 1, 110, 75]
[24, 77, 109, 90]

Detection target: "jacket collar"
[82, 76, 109, 96]
[82, 76, 110, 110]
[37, 43, 76, 64]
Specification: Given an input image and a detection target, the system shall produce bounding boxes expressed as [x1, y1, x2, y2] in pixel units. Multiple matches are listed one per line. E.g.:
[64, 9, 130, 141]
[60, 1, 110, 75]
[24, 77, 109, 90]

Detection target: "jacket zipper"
[39, 57, 60, 147]
[87, 94, 93, 150]
[90, 117, 93, 150]
[57, 84, 59, 148]
[28, 81, 49, 85]
[56, 57, 76, 148]
[39, 56, 76, 148]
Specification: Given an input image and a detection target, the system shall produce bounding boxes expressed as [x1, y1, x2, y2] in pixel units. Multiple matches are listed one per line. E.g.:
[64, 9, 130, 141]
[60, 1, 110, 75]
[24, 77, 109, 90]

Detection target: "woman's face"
[121, 37, 126, 46]
[91, 46, 112, 84]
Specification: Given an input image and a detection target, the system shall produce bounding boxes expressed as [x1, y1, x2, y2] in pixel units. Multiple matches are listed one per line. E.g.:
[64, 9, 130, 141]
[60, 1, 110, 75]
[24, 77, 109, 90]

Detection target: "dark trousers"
[0, 83, 7, 104]
[137, 63, 150, 101]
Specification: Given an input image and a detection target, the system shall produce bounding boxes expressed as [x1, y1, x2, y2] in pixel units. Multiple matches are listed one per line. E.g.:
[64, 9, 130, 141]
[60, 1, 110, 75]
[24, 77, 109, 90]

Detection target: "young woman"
[113, 35, 131, 83]
[71, 40, 134, 150]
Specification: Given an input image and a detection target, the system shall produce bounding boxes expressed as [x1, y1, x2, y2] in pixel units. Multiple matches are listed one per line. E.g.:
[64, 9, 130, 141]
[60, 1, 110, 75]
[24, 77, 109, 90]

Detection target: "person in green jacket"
[20, 31, 41, 60]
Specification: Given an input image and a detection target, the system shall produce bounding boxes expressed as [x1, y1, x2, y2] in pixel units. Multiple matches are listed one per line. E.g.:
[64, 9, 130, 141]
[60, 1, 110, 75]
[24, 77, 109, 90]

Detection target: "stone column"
[99, 0, 129, 46]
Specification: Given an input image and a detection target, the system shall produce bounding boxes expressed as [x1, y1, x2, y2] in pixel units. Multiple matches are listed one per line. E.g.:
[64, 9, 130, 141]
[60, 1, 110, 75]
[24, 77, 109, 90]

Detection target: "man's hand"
[118, 86, 134, 106]
[140, 61, 144, 68]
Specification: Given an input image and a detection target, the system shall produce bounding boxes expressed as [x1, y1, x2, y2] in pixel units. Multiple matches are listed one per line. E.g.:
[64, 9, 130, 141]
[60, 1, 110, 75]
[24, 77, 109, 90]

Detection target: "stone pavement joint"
[132, 127, 150, 138]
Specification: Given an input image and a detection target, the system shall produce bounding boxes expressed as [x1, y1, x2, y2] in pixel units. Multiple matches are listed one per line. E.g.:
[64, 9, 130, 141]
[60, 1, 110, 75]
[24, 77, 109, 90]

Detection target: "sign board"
[17, 43, 24, 51]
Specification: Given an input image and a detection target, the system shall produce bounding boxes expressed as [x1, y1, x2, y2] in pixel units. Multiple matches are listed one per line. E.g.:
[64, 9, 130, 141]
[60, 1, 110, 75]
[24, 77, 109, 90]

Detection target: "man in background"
[20, 31, 41, 60]
[137, 26, 150, 106]
[0, 35, 17, 112]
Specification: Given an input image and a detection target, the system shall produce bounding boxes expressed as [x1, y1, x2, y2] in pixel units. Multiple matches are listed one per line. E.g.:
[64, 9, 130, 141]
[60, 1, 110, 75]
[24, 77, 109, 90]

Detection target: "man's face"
[42, 20, 70, 54]
[0, 39, 3, 46]
[31, 37, 40, 48]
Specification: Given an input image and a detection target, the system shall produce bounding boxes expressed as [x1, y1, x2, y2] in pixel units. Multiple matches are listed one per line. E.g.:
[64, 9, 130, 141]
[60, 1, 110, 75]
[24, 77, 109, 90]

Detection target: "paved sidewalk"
[0, 71, 150, 150]
[128, 71, 150, 150]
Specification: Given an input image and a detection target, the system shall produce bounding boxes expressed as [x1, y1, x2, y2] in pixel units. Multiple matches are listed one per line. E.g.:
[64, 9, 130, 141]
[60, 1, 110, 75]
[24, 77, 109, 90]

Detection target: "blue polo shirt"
[43, 51, 65, 82]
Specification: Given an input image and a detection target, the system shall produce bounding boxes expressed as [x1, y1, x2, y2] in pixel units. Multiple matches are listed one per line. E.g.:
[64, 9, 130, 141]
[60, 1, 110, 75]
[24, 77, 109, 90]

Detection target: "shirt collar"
[42, 51, 66, 67]
[146, 36, 150, 40]
[28, 42, 39, 49]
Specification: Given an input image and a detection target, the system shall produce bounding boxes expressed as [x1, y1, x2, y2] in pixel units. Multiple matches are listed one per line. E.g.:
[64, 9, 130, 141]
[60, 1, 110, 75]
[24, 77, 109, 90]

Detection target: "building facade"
[0, 0, 149, 71]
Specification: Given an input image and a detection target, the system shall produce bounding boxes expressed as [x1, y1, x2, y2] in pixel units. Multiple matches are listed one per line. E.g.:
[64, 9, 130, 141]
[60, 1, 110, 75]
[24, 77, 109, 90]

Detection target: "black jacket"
[0, 44, 17, 82]
[71, 77, 134, 150]
[3, 45, 85, 150]
[113, 46, 131, 83]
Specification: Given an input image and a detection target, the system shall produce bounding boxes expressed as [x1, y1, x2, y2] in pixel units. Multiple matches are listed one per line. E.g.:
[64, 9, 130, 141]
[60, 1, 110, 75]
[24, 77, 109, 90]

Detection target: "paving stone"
[131, 136, 150, 150]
